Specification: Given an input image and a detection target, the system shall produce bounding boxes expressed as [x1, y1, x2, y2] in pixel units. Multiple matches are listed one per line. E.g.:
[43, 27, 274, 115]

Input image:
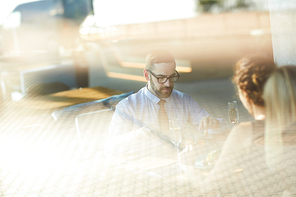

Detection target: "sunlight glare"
[93, 0, 197, 27]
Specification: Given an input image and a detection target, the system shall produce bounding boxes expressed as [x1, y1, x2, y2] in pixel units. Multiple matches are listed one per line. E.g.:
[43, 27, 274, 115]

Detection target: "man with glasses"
[105, 49, 221, 157]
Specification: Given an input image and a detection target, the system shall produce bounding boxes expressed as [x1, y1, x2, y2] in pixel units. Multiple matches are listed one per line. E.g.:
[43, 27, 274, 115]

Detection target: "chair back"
[51, 91, 134, 122]
[75, 108, 114, 158]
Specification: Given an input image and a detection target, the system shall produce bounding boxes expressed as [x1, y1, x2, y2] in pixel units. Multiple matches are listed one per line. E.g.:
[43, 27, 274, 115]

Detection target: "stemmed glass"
[228, 101, 239, 126]
[169, 118, 182, 176]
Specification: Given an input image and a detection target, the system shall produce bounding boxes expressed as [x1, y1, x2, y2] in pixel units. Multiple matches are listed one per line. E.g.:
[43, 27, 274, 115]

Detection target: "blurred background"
[0, 0, 92, 101]
[1, 0, 296, 100]
[0, 0, 285, 101]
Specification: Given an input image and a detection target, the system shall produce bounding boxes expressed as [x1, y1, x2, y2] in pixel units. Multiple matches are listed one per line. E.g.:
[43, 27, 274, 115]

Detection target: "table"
[0, 85, 232, 196]
[2, 86, 122, 113]
[77, 137, 225, 197]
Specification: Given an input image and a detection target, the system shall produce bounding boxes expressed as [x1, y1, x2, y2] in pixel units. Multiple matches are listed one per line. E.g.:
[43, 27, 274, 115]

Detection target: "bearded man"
[104, 49, 222, 156]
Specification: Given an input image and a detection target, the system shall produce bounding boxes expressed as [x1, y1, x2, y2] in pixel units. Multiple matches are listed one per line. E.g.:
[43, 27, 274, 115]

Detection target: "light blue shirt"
[105, 86, 222, 156]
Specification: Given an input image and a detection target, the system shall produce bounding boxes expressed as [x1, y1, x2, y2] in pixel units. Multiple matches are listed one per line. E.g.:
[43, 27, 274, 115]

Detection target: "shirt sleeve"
[186, 95, 224, 134]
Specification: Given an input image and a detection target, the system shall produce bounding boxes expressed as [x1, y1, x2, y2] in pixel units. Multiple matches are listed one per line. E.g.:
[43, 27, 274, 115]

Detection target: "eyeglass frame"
[146, 69, 180, 84]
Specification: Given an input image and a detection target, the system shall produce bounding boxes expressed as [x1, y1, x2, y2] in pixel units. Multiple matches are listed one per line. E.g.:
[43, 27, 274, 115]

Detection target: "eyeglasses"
[147, 70, 180, 84]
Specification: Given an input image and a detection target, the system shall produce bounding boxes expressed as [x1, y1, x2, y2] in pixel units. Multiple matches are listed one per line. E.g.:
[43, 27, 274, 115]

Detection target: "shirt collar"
[144, 84, 172, 104]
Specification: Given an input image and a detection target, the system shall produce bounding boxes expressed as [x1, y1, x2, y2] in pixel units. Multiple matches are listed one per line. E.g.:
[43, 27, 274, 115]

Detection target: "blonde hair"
[264, 65, 296, 169]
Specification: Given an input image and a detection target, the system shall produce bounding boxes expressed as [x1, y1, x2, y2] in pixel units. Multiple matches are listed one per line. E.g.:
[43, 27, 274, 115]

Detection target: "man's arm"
[186, 95, 224, 134]
[104, 103, 160, 157]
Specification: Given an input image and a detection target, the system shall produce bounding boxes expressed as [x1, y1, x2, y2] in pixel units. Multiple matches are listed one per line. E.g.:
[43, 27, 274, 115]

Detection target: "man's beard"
[150, 79, 173, 98]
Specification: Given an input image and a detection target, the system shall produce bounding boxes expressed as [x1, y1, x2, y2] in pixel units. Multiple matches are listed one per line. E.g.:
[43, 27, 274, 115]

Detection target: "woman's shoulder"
[230, 122, 253, 135]
[224, 122, 254, 145]
[221, 122, 254, 155]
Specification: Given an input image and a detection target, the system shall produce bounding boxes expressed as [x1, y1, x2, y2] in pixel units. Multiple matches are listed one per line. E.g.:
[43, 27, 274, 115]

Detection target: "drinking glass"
[169, 118, 182, 176]
[169, 119, 182, 147]
[228, 101, 239, 126]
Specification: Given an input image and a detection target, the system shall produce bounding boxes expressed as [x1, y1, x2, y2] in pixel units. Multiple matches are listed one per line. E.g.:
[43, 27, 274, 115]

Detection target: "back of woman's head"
[233, 54, 277, 106]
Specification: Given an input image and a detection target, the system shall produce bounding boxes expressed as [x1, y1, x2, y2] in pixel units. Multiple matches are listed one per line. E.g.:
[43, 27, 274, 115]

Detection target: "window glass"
[3, 11, 21, 28]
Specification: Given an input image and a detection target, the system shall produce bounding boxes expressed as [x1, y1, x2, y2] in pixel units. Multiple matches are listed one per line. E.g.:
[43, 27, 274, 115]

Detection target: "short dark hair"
[145, 49, 176, 70]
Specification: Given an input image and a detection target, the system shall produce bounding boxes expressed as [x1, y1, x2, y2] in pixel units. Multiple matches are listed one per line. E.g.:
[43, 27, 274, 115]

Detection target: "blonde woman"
[263, 66, 296, 173]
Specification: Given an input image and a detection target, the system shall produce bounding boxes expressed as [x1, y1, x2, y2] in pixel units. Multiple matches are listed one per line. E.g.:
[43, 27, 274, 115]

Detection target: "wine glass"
[228, 101, 239, 126]
[169, 118, 182, 176]
[169, 119, 182, 147]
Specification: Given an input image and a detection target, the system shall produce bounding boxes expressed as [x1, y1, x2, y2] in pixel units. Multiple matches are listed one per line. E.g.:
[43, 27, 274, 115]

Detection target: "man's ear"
[143, 69, 149, 81]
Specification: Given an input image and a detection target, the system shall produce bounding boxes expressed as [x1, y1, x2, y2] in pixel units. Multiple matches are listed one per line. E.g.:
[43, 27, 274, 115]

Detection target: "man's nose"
[164, 79, 171, 86]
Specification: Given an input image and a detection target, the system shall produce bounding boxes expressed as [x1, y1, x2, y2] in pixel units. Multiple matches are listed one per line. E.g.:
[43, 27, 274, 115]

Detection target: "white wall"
[268, 0, 296, 66]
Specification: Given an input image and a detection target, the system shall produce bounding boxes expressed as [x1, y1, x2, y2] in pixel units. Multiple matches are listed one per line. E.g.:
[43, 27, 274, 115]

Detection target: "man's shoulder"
[116, 87, 145, 106]
[170, 90, 199, 109]
[172, 89, 193, 100]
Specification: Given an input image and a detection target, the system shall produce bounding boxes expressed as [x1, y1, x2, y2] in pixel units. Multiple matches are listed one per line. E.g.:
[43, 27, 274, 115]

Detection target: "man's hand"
[198, 116, 220, 131]
[179, 139, 195, 154]
[134, 126, 157, 139]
